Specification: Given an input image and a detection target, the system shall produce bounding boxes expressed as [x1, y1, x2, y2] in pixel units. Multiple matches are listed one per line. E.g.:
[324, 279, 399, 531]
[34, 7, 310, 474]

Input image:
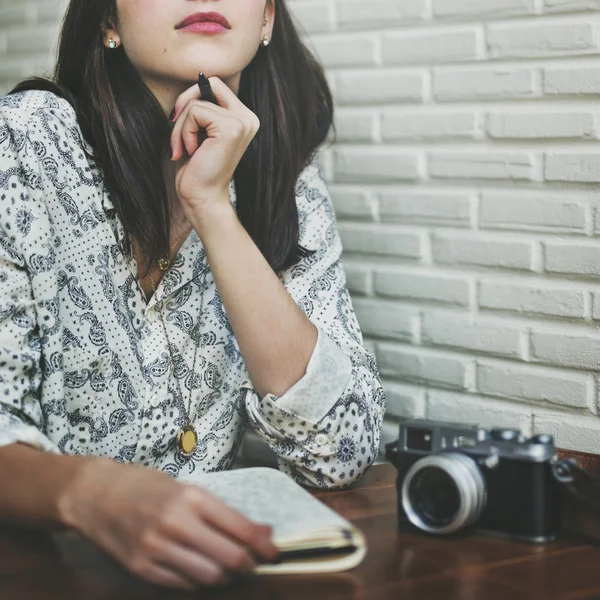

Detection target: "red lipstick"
[175, 11, 231, 32]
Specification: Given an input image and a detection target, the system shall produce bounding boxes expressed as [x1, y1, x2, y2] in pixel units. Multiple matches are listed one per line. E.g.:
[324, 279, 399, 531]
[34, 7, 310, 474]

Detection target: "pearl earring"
[262, 36, 270, 47]
[108, 38, 118, 49]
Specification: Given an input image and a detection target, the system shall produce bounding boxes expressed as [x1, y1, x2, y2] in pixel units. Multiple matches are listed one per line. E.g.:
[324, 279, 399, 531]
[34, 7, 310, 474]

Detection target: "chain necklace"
[157, 225, 192, 271]
[146, 233, 207, 458]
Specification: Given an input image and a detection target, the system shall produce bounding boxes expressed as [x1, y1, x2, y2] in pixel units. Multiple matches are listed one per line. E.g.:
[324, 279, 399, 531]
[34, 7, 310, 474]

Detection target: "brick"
[487, 111, 598, 140]
[343, 261, 372, 296]
[353, 298, 415, 341]
[544, 66, 600, 95]
[480, 193, 587, 232]
[335, 70, 426, 106]
[479, 280, 586, 319]
[375, 268, 471, 307]
[381, 111, 480, 141]
[0, 31, 7, 55]
[338, 223, 423, 259]
[334, 111, 377, 143]
[422, 313, 523, 358]
[533, 412, 600, 453]
[433, 233, 534, 271]
[545, 153, 600, 183]
[377, 343, 472, 390]
[337, 0, 429, 30]
[0, 5, 35, 27]
[381, 381, 426, 420]
[426, 390, 533, 435]
[531, 330, 600, 370]
[329, 187, 377, 220]
[431, 152, 536, 180]
[6, 24, 58, 57]
[288, 1, 334, 34]
[379, 190, 473, 227]
[544, 242, 600, 277]
[309, 34, 377, 68]
[36, 2, 67, 24]
[382, 28, 481, 66]
[487, 20, 600, 60]
[477, 362, 592, 408]
[544, 0, 600, 11]
[593, 293, 600, 319]
[433, 0, 536, 18]
[0, 56, 35, 80]
[434, 67, 537, 102]
[334, 148, 422, 183]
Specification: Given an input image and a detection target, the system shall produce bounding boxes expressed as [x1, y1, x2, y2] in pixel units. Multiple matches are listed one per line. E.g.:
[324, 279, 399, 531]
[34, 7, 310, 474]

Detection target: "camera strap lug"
[552, 457, 600, 513]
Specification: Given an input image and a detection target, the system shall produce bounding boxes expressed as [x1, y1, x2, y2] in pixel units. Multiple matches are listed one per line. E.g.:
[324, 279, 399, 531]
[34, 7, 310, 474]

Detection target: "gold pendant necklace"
[147, 250, 207, 458]
[157, 225, 192, 272]
[176, 425, 199, 456]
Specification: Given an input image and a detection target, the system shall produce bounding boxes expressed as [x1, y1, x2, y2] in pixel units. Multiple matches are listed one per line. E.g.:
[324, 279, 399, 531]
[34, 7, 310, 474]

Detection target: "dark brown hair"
[10, 0, 334, 273]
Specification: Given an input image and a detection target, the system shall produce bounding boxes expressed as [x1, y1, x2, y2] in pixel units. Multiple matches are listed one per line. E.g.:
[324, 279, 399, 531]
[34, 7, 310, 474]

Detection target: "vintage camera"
[385, 419, 561, 543]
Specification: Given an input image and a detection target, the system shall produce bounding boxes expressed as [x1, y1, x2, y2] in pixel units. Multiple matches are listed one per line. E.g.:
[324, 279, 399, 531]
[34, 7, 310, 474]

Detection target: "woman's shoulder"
[0, 88, 78, 135]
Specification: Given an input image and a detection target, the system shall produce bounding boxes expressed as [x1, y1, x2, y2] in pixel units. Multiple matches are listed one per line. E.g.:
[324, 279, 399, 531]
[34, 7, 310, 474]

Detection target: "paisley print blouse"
[0, 90, 385, 488]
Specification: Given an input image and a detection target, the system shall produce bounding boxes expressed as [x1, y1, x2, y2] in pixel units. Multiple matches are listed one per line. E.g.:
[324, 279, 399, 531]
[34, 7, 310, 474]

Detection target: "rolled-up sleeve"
[0, 109, 59, 453]
[245, 154, 386, 489]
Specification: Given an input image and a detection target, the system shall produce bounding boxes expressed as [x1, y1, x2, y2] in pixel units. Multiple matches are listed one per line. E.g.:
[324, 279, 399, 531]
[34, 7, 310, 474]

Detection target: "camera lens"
[409, 468, 460, 528]
[401, 453, 486, 535]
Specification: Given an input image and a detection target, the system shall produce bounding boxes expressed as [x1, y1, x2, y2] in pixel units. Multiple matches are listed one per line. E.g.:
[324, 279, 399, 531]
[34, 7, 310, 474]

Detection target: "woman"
[0, 0, 385, 590]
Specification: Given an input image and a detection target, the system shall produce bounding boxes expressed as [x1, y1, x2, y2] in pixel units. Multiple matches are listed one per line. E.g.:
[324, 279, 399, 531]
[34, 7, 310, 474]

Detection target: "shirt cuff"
[265, 326, 353, 422]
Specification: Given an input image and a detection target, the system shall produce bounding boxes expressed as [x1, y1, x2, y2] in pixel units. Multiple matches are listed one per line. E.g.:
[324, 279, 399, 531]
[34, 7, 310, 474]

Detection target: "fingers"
[167, 517, 257, 574]
[200, 76, 246, 113]
[155, 541, 229, 586]
[168, 76, 260, 161]
[196, 492, 279, 562]
[170, 102, 252, 162]
[170, 76, 243, 122]
[139, 562, 197, 590]
[170, 101, 226, 161]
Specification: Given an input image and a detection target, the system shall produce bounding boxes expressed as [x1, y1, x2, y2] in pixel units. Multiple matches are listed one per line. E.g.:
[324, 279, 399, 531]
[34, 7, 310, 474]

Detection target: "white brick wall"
[293, 0, 600, 457]
[2, 0, 600, 462]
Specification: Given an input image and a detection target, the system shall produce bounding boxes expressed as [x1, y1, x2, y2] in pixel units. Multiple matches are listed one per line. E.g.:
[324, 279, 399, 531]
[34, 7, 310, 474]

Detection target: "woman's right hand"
[57, 457, 279, 589]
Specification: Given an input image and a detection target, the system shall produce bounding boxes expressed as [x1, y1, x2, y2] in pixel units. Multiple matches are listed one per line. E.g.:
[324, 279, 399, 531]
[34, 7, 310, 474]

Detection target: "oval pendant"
[158, 257, 170, 271]
[176, 425, 198, 456]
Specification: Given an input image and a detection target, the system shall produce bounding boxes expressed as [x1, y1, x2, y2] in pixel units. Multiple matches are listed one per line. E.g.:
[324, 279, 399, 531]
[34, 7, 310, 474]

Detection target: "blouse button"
[315, 433, 329, 447]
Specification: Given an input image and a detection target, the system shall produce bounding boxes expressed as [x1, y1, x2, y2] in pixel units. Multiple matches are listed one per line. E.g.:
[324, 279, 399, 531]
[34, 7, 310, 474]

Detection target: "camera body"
[386, 419, 561, 543]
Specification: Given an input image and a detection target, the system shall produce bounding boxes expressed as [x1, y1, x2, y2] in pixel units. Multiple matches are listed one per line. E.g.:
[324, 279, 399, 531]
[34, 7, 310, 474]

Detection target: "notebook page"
[181, 467, 353, 543]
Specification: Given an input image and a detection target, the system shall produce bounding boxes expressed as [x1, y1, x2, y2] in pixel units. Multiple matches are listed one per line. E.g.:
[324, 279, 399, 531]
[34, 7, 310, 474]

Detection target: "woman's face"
[107, 0, 274, 101]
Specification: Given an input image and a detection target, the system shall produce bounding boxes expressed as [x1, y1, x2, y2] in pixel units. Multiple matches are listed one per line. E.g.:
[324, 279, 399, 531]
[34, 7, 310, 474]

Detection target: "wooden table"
[2, 462, 600, 600]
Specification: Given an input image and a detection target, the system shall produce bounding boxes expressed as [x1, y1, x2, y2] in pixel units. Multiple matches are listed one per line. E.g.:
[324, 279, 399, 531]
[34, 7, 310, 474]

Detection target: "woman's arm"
[0, 443, 97, 528]
[189, 155, 386, 489]
[191, 202, 318, 400]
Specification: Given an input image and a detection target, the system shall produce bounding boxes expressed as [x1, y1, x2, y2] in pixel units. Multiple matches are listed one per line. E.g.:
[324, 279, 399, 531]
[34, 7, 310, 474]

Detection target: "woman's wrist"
[55, 455, 113, 530]
[188, 196, 238, 243]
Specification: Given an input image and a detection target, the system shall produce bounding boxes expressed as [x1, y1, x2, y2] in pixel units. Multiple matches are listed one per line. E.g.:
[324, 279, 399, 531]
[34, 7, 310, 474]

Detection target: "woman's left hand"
[169, 76, 260, 217]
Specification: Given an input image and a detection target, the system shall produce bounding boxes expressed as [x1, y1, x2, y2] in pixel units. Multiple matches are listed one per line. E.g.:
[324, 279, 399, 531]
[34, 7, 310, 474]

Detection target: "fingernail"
[169, 108, 176, 121]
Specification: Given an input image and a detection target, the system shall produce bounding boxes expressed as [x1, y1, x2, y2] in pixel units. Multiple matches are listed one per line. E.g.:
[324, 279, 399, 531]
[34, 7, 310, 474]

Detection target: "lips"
[175, 11, 231, 30]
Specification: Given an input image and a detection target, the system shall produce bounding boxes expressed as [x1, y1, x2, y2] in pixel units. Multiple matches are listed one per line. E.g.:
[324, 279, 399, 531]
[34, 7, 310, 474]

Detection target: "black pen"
[198, 72, 217, 105]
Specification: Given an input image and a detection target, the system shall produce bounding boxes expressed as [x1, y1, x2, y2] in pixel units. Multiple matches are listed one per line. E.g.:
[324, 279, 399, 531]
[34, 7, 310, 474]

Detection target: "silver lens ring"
[401, 453, 487, 535]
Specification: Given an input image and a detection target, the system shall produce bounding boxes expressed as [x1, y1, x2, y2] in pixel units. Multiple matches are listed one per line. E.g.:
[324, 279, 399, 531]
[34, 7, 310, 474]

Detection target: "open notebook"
[186, 467, 366, 575]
